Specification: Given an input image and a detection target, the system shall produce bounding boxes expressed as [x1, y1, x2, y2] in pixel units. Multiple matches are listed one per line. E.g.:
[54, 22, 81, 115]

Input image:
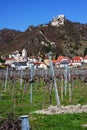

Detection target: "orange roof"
[52, 60, 59, 63]
[72, 56, 81, 60]
[84, 55, 87, 59]
[57, 56, 65, 62]
[34, 62, 42, 65]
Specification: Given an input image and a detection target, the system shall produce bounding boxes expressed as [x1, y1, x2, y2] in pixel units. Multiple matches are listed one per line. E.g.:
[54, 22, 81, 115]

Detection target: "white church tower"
[22, 48, 27, 61]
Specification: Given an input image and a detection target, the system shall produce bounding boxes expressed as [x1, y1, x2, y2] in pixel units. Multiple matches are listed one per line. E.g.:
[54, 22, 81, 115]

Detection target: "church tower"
[22, 48, 27, 61]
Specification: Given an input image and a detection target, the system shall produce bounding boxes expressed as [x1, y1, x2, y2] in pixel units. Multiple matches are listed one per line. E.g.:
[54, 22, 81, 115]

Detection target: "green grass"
[0, 79, 87, 129]
[30, 113, 87, 130]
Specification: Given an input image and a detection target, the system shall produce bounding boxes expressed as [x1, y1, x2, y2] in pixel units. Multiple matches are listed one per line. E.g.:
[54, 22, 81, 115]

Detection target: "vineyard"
[0, 65, 87, 129]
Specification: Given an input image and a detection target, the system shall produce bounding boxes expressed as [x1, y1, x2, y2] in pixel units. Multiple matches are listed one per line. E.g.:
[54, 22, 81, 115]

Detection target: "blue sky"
[0, 0, 87, 31]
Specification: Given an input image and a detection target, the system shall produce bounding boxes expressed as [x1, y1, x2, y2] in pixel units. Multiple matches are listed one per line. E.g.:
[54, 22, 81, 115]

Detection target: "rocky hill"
[0, 17, 87, 58]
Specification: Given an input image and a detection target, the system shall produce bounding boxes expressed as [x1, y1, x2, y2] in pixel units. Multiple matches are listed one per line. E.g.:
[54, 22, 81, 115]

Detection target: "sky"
[0, 0, 87, 32]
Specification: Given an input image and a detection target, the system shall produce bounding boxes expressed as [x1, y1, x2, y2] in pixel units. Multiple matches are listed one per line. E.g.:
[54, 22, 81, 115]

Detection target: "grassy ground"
[0, 78, 87, 129]
[30, 113, 87, 130]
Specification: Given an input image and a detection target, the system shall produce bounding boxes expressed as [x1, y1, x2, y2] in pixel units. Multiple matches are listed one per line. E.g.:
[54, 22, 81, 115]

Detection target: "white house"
[84, 55, 87, 64]
[28, 56, 38, 62]
[5, 58, 15, 65]
[38, 62, 47, 69]
[70, 56, 82, 67]
[11, 61, 29, 70]
[9, 50, 20, 58]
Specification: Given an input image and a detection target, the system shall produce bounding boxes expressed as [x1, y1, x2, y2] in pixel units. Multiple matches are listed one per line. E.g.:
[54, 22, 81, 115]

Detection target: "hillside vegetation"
[0, 18, 87, 57]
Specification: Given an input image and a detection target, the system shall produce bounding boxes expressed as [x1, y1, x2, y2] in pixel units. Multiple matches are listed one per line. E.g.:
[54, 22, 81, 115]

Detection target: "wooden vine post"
[30, 63, 34, 104]
[5, 66, 8, 90]
[48, 52, 60, 106]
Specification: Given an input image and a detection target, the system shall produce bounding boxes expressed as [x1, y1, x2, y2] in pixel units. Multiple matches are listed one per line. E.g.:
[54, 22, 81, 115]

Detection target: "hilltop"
[0, 16, 87, 58]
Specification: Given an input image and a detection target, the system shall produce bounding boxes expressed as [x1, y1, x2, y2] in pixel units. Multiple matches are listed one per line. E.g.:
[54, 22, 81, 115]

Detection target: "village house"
[28, 56, 38, 63]
[70, 56, 83, 66]
[11, 61, 29, 70]
[4, 47, 87, 70]
[9, 50, 20, 59]
[38, 62, 47, 69]
[5, 58, 15, 65]
[83, 55, 87, 64]
[53, 56, 70, 68]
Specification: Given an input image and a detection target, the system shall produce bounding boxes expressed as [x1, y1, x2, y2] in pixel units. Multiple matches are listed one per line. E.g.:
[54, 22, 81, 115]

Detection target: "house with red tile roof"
[83, 55, 87, 64]
[53, 56, 70, 68]
[70, 56, 83, 66]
